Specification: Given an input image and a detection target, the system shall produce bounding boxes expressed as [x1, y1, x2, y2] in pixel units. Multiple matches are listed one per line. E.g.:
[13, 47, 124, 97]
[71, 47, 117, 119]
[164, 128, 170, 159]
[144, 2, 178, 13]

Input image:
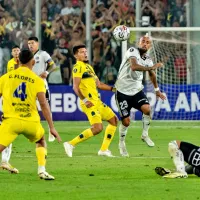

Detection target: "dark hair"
[72, 44, 86, 55]
[28, 36, 39, 42]
[19, 49, 34, 64]
[12, 45, 20, 50]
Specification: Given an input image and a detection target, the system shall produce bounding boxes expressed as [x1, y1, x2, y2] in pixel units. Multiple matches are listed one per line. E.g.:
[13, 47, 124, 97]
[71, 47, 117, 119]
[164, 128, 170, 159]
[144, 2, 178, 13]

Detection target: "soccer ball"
[113, 25, 130, 41]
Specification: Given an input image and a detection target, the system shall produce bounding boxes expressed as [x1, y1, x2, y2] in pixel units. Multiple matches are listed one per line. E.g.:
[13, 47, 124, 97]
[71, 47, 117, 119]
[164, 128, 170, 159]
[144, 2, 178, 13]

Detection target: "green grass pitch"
[0, 121, 200, 200]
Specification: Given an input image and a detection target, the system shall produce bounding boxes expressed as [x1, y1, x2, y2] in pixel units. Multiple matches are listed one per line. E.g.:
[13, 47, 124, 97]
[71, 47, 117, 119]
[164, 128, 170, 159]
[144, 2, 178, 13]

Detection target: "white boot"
[141, 135, 155, 147]
[119, 141, 129, 157]
[98, 150, 114, 157]
[63, 142, 74, 157]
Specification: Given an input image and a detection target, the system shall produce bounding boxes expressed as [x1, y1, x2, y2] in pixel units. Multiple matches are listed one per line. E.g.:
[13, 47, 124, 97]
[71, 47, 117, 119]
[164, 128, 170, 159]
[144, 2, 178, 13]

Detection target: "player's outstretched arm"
[130, 58, 152, 71]
[151, 63, 164, 70]
[130, 58, 163, 71]
[37, 92, 62, 142]
[96, 78, 114, 91]
[149, 70, 166, 101]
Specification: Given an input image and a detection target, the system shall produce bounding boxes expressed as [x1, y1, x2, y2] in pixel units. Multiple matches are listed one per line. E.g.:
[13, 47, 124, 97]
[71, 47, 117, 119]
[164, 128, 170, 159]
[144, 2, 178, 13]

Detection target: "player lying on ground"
[155, 140, 200, 178]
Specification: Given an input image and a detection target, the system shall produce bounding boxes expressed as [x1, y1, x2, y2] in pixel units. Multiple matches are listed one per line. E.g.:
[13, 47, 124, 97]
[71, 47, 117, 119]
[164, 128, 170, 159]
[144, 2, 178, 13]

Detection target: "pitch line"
[14, 155, 169, 159]
[56, 125, 200, 129]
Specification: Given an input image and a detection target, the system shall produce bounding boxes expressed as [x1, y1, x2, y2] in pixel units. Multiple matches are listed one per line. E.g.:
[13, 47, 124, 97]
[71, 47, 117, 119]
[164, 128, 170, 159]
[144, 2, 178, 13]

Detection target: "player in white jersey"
[115, 35, 166, 157]
[28, 37, 56, 142]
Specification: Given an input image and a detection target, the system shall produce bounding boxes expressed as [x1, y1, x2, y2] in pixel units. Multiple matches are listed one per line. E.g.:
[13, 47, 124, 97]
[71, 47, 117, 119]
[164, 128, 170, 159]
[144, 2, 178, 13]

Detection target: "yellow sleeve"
[7, 61, 14, 72]
[0, 77, 2, 94]
[0, 75, 5, 94]
[72, 64, 85, 78]
[7, 61, 11, 72]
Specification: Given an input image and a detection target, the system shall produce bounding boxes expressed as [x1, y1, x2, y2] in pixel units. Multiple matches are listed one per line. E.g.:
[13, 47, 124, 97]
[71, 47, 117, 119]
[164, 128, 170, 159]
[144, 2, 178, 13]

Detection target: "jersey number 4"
[13, 82, 27, 101]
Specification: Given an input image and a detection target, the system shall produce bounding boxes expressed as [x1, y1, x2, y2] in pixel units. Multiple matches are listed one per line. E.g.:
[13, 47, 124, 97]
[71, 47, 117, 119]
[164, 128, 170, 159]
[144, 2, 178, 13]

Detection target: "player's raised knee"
[141, 104, 151, 115]
[92, 124, 103, 135]
[168, 140, 179, 149]
[112, 116, 118, 126]
[122, 118, 130, 127]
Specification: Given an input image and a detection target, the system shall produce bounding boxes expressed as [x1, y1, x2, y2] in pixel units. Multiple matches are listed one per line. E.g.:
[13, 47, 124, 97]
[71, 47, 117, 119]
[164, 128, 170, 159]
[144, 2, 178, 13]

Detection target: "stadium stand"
[0, 0, 187, 84]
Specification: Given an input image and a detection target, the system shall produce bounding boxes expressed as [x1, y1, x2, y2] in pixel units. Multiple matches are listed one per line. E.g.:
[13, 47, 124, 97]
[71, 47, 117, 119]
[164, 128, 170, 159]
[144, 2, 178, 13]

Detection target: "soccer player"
[155, 140, 200, 178]
[115, 34, 166, 157]
[0, 49, 61, 180]
[63, 44, 118, 157]
[7, 45, 20, 72]
[0, 45, 21, 173]
[28, 36, 56, 142]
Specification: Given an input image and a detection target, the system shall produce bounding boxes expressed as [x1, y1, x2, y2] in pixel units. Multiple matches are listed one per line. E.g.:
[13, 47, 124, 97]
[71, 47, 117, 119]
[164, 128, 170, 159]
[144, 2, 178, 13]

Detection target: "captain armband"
[111, 87, 116, 93]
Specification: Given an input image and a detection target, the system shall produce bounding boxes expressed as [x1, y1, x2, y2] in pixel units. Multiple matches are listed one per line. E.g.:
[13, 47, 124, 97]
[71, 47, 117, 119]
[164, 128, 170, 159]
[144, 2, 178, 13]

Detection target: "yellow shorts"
[81, 100, 115, 125]
[0, 118, 45, 147]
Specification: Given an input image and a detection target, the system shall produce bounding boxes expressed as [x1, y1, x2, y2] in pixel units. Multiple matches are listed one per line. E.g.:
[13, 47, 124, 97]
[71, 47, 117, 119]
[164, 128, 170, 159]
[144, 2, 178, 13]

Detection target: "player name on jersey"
[9, 74, 35, 83]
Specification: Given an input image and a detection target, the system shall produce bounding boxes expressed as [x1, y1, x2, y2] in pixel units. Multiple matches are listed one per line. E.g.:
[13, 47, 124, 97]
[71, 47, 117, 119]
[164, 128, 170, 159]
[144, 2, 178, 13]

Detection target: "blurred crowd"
[141, 0, 187, 27]
[0, 0, 188, 84]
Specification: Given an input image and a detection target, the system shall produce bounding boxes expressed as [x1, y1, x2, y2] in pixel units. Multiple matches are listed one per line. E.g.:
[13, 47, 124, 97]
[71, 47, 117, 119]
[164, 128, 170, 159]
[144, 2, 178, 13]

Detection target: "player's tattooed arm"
[149, 70, 166, 100]
[130, 58, 150, 71]
[40, 58, 56, 78]
[130, 58, 163, 71]
[148, 70, 158, 88]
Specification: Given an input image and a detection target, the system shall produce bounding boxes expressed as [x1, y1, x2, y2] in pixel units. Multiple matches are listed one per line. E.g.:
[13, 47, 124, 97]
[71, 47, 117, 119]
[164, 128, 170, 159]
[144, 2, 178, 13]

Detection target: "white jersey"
[115, 47, 153, 96]
[33, 50, 53, 89]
